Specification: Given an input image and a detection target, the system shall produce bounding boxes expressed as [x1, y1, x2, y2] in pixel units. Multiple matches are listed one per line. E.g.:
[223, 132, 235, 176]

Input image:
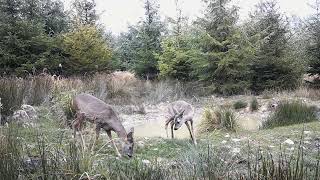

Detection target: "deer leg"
[165, 118, 173, 138]
[190, 120, 197, 145]
[185, 121, 196, 145]
[91, 125, 101, 153]
[107, 131, 122, 158]
[171, 121, 175, 139]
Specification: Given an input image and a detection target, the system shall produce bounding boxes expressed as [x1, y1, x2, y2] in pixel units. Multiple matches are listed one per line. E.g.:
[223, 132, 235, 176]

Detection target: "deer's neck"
[113, 124, 128, 141]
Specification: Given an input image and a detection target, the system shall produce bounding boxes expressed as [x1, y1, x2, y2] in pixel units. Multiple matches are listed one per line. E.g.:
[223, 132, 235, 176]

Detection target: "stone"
[284, 139, 294, 145]
[232, 148, 240, 154]
[231, 138, 241, 142]
[21, 104, 37, 120]
[142, 159, 151, 165]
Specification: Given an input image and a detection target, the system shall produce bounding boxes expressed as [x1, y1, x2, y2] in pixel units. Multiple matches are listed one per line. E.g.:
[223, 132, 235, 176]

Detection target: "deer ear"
[127, 127, 134, 142]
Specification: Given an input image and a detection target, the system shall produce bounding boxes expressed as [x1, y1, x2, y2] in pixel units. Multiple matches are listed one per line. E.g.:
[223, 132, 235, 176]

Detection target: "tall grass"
[198, 107, 237, 133]
[0, 124, 22, 179]
[233, 100, 248, 110]
[262, 101, 318, 129]
[250, 97, 259, 111]
[0, 124, 320, 179]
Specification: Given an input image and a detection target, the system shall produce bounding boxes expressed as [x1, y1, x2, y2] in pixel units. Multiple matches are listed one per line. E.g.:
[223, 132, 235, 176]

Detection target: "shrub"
[0, 78, 29, 118]
[262, 101, 318, 129]
[27, 76, 54, 105]
[233, 100, 248, 109]
[250, 97, 259, 111]
[0, 124, 22, 179]
[198, 108, 237, 133]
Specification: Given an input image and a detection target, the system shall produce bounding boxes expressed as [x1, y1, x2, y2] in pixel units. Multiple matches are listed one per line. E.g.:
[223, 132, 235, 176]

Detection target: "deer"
[165, 100, 197, 145]
[72, 93, 134, 158]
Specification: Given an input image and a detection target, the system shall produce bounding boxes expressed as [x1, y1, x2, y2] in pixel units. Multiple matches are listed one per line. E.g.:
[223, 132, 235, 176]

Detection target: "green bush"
[0, 124, 22, 179]
[262, 101, 318, 129]
[250, 97, 259, 111]
[233, 100, 248, 109]
[199, 108, 237, 133]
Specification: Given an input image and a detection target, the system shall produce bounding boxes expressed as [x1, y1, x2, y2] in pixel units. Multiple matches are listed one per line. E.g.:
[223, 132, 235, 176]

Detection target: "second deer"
[72, 93, 134, 158]
[165, 100, 197, 145]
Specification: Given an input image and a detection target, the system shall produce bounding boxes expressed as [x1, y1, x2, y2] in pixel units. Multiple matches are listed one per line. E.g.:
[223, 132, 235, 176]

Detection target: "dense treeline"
[1, 0, 320, 94]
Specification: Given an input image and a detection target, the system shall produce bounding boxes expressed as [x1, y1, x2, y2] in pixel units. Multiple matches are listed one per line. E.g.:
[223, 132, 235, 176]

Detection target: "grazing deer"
[165, 100, 196, 145]
[72, 93, 134, 158]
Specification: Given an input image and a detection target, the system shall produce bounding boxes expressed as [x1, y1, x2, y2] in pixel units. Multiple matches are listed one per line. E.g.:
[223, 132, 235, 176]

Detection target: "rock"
[284, 139, 294, 145]
[12, 110, 30, 122]
[231, 138, 241, 142]
[232, 148, 240, 154]
[221, 140, 227, 144]
[225, 134, 230, 138]
[156, 157, 163, 162]
[21, 104, 37, 120]
[304, 131, 312, 135]
[269, 145, 275, 148]
[287, 147, 295, 151]
[137, 141, 145, 148]
[22, 156, 42, 173]
[142, 159, 151, 165]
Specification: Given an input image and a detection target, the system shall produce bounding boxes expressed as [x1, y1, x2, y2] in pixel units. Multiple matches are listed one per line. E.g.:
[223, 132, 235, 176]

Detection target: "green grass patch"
[233, 100, 247, 110]
[198, 108, 237, 133]
[262, 101, 318, 129]
[250, 97, 258, 111]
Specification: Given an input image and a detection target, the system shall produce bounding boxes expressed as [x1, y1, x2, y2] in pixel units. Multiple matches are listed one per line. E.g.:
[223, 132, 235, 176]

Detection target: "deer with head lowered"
[165, 100, 196, 145]
[72, 93, 134, 158]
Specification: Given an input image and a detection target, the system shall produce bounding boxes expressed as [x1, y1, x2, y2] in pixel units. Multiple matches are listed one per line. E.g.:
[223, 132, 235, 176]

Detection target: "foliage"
[115, 0, 164, 79]
[71, 0, 98, 26]
[157, 35, 196, 81]
[250, 97, 259, 111]
[248, 0, 302, 92]
[0, 0, 68, 75]
[262, 101, 318, 129]
[198, 107, 237, 133]
[306, 1, 320, 87]
[0, 78, 29, 118]
[61, 25, 112, 75]
[233, 100, 248, 109]
[191, 0, 253, 95]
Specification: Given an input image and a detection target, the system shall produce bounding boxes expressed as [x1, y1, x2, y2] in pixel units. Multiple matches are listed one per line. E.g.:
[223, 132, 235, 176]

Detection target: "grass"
[250, 97, 259, 111]
[262, 101, 318, 129]
[233, 100, 248, 110]
[2, 123, 320, 179]
[198, 107, 237, 133]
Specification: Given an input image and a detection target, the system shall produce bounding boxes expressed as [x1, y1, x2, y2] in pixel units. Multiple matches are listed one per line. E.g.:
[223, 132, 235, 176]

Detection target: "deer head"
[173, 109, 185, 130]
[122, 127, 134, 158]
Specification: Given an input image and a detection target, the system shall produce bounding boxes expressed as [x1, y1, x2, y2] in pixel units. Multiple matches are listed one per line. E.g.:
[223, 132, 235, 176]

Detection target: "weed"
[198, 107, 237, 133]
[250, 97, 259, 111]
[233, 100, 248, 110]
[262, 101, 318, 129]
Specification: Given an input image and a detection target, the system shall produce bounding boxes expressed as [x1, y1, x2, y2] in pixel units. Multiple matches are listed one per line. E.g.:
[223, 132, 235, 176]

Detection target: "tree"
[72, 0, 98, 26]
[132, 0, 164, 79]
[191, 0, 252, 95]
[248, 0, 302, 92]
[0, 0, 66, 76]
[61, 25, 112, 75]
[306, 0, 320, 85]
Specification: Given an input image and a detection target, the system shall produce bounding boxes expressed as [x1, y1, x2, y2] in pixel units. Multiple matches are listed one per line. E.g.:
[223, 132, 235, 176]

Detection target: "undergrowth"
[262, 101, 318, 129]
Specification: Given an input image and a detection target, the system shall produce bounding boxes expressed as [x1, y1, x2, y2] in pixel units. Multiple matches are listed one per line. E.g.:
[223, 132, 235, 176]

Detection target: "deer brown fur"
[165, 100, 196, 145]
[72, 93, 134, 158]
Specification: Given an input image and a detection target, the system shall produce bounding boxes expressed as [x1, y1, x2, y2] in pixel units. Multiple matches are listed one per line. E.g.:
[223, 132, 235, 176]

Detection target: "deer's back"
[73, 94, 118, 122]
[167, 100, 193, 117]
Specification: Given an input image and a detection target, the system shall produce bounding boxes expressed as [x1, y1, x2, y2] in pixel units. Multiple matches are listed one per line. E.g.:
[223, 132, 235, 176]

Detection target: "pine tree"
[133, 0, 164, 79]
[249, 0, 301, 92]
[191, 0, 252, 95]
[72, 0, 98, 26]
[306, 0, 320, 86]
